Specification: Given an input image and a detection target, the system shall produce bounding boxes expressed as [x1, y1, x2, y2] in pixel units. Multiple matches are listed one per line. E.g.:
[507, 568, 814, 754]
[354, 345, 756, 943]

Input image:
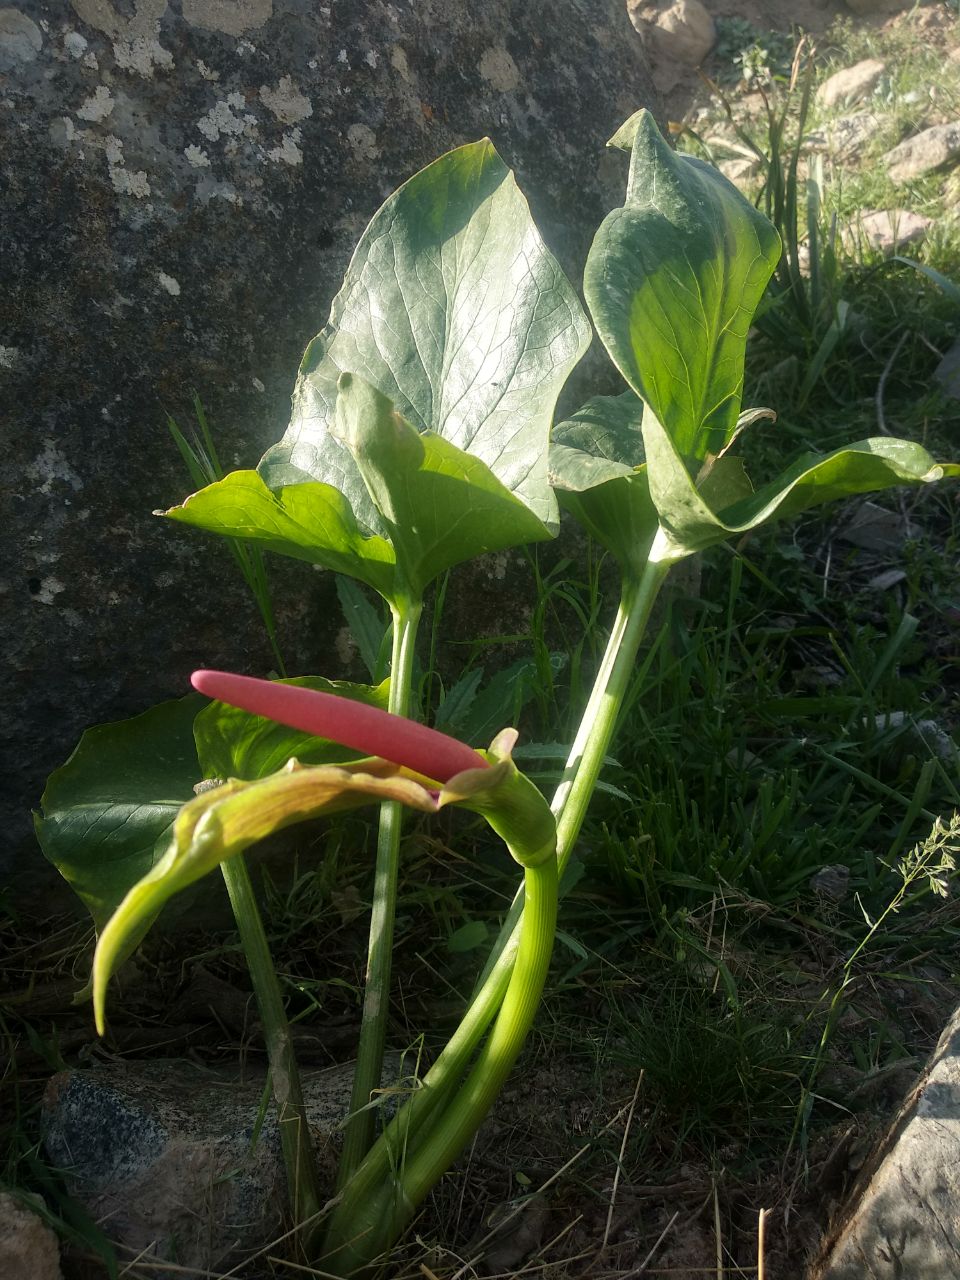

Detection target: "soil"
[7, 844, 959, 1279]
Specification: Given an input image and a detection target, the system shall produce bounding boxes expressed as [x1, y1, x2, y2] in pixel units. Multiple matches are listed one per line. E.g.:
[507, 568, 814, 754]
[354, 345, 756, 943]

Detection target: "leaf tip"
[607, 108, 654, 153]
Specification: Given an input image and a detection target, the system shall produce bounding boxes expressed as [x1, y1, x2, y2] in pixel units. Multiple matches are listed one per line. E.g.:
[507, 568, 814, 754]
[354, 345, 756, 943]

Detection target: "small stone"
[630, 0, 715, 67]
[841, 209, 933, 255]
[810, 865, 851, 901]
[838, 500, 914, 551]
[883, 121, 960, 182]
[805, 112, 886, 161]
[471, 1195, 551, 1274]
[0, 1191, 63, 1280]
[867, 568, 907, 591]
[817, 58, 886, 109]
[867, 711, 958, 763]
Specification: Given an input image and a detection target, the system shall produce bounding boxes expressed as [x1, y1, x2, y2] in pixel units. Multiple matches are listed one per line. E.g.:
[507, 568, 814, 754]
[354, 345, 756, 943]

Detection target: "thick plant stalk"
[322, 556, 671, 1270]
[478, 556, 672, 987]
[337, 598, 423, 1187]
[220, 855, 323, 1234]
[321, 846, 558, 1274]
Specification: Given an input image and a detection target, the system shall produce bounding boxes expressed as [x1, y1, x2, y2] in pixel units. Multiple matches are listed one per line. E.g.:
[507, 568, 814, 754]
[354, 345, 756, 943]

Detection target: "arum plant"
[35, 109, 958, 1277]
[159, 144, 589, 1180]
[91, 671, 558, 1270]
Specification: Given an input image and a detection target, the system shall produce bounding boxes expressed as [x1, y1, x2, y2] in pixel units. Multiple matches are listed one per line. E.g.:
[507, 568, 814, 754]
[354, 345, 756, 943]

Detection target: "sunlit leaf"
[160, 470, 396, 599]
[643, 406, 960, 560]
[584, 110, 781, 462]
[332, 373, 552, 597]
[92, 760, 445, 1031]
[260, 140, 591, 534]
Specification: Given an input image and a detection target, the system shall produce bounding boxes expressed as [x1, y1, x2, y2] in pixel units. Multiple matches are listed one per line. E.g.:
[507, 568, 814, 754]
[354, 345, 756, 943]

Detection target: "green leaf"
[336, 576, 392, 681]
[260, 139, 591, 535]
[93, 740, 556, 1028]
[434, 669, 484, 737]
[194, 676, 390, 781]
[333, 373, 552, 597]
[160, 470, 396, 599]
[34, 696, 203, 929]
[549, 392, 657, 576]
[696, 454, 754, 511]
[455, 654, 566, 746]
[584, 110, 781, 462]
[447, 920, 490, 953]
[642, 405, 960, 561]
[551, 391, 646, 482]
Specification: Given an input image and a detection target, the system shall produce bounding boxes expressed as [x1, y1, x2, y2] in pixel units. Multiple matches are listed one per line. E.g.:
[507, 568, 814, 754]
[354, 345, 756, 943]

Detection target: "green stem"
[322, 555, 671, 1270]
[477, 557, 671, 991]
[220, 855, 322, 1233]
[321, 851, 558, 1275]
[337, 597, 423, 1187]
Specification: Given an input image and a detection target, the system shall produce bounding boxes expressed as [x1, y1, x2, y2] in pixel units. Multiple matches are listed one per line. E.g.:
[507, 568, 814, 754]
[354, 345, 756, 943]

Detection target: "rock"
[817, 58, 886, 110]
[840, 208, 934, 255]
[883, 121, 960, 181]
[865, 711, 958, 764]
[469, 1194, 551, 1275]
[812, 1002, 960, 1278]
[805, 111, 886, 161]
[630, 0, 716, 67]
[810, 865, 851, 901]
[42, 1059, 368, 1270]
[1, 1, 659, 910]
[935, 335, 960, 399]
[0, 1191, 63, 1280]
[0, 6, 41, 69]
[838, 501, 916, 551]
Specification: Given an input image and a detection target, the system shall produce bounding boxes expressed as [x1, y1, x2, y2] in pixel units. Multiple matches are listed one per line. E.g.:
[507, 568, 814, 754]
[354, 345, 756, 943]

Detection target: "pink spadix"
[191, 670, 489, 783]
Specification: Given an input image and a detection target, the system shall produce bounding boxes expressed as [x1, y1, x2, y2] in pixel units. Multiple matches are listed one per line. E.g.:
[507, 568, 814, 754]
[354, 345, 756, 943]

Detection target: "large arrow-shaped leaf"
[34, 696, 203, 930]
[160, 472, 397, 600]
[642, 406, 960, 562]
[584, 110, 781, 464]
[260, 139, 591, 534]
[35, 679, 393, 934]
[549, 392, 657, 577]
[333, 373, 553, 597]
